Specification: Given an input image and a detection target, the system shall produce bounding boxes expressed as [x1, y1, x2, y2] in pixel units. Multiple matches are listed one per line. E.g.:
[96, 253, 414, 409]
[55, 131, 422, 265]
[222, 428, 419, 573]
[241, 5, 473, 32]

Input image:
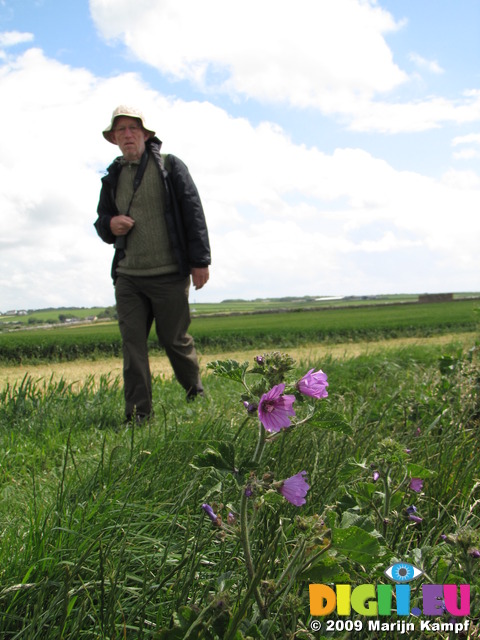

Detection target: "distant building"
[418, 293, 453, 303]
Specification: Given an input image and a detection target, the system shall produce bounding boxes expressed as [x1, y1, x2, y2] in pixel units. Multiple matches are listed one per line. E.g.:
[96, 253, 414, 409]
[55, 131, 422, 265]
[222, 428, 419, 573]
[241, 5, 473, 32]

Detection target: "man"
[94, 105, 211, 423]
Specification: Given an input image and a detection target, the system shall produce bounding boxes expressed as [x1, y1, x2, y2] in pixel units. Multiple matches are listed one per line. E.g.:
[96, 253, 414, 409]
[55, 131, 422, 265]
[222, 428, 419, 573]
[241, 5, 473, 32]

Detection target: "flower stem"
[382, 466, 391, 537]
[238, 421, 267, 617]
[239, 487, 266, 615]
[253, 421, 266, 464]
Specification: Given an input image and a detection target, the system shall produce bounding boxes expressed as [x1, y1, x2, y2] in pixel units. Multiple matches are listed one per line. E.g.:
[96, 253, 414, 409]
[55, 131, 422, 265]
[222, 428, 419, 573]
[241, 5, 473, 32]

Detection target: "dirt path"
[0, 331, 476, 391]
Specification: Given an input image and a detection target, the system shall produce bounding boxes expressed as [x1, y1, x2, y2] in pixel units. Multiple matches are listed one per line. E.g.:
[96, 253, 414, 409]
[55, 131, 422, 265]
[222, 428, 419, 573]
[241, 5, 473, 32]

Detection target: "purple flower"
[255, 355, 265, 365]
[406, 505, 422, 523]
[258, 383, 296, 432]
[297, 369, 329, 399]
[409, 514, 423, 523]
[409, 477, 424, 493]
[243, 400, 258, 414]
[279, 471, 310, 507]
[372, 471, 380, 482]
[470, 548, 480, 558]
[244, 486, 253, 497]
[202, 503, 218, 523]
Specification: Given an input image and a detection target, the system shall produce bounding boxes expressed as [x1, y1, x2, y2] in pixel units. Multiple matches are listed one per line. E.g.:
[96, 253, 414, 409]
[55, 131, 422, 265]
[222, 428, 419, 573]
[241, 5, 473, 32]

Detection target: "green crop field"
[0, 307, 109, 325]
[2, 293, 477, 326]
[0, 299, 477, 364]
[190, 300, 478, 346]
[0, 334, 478, 638]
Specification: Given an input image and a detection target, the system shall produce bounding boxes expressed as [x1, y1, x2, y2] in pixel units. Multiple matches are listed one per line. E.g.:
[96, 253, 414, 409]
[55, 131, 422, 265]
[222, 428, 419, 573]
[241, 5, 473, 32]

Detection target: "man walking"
[94, 105, 211, 423]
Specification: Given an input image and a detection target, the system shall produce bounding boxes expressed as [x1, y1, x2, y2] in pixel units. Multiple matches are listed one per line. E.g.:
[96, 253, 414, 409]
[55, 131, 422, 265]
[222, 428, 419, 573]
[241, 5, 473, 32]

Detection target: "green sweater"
[115, 156, 178, 276]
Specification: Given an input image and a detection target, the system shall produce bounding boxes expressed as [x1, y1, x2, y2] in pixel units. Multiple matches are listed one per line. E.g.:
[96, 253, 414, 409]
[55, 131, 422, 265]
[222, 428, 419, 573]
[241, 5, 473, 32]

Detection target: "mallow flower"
[243, 400, 258, 414]
[278, 471, 310, 506]
[409, 514, 423, 524]
[202, 503, 219, 524]
[297, 369, 329, 399]
[258, 383, 296, 432]
[409, 477, 424, 493]
[406, 505, 422, 523]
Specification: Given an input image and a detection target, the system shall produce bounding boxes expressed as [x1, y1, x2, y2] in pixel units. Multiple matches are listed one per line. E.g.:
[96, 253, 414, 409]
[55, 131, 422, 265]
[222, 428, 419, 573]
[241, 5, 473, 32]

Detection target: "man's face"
[111, 116, 150, 161]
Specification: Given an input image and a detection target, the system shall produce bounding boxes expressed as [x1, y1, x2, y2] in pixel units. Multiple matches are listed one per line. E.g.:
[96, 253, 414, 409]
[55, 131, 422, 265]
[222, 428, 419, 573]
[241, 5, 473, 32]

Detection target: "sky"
[0, 0, 479, 311]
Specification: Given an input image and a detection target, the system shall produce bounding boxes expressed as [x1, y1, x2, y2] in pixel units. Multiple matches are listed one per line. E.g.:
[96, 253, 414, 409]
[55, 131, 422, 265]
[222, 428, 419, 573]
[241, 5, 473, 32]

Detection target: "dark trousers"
[115, 274, 202, 417]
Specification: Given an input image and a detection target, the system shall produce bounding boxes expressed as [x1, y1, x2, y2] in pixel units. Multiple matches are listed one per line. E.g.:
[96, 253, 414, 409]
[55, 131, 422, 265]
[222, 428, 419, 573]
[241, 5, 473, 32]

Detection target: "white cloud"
[408, 52, 444, 75]
[90, 0, 407, 107]
[442, 169, 480, 190]
[0, 30, 34, 60]
[0, 30, 34, 48]
[453, 148, 480, 160]
[0, 43, 479, 309]
[347, 92, 480, 133]
[89, 0, 480, 134]
[452, 133, 480, 146]
[451, 132, 480, 162]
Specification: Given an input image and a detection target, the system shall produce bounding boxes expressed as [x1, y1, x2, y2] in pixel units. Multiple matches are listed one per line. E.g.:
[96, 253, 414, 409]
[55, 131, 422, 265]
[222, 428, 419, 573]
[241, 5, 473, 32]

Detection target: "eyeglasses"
[113, 124, 143, 135]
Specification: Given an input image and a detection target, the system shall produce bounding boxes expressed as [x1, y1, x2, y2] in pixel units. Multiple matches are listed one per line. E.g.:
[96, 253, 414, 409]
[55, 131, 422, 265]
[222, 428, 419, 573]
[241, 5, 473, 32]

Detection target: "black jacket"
[94, 137, 211, 282]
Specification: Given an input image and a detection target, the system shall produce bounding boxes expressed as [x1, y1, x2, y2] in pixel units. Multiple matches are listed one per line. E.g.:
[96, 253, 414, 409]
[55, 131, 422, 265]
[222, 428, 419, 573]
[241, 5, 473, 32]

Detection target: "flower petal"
[297, 368, 329, 399]
[279, 471, 310, 506]
[258, 384, 296, 432]
[409, 477, 424, 493]
[202, 503, 218, 523]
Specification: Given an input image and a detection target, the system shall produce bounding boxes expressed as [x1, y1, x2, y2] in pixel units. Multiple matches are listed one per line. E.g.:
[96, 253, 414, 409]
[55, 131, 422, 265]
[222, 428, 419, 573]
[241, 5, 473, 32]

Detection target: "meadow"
[0, 299, 477, 364]
[0, 300, 478, 639]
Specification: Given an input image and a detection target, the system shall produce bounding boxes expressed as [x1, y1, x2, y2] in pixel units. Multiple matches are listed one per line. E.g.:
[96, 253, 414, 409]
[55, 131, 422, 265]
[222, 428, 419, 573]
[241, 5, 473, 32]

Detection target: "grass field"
[0, 331, 477, 392]
[0, 295, 423, 325]
[0, 302, 478, 638]
[0, 299, 478, 364]
[2, 293, 478, 325]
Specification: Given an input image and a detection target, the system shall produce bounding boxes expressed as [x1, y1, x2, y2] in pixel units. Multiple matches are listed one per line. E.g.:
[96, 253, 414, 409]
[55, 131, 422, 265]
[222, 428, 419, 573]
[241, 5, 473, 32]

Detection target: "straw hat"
[102, 105, 156, 143]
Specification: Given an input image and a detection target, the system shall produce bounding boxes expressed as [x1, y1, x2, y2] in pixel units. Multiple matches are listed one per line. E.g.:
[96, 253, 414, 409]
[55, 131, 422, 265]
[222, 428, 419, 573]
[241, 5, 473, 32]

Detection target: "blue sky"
[0, 0, 479, 310]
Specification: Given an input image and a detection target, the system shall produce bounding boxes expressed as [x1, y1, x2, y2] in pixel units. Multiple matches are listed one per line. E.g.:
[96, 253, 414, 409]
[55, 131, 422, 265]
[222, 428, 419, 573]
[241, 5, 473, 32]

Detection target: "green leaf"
[206, 359, 249, 383]
[390, 490, 405, 510]
[157, 629, 186, 640]
[300, 554, 351, 583]
[406, 462, 435, 478]
[177, 605, 198, 628]
[192, 443, 236, 472]
[157, 606, 200, 639]
[435, 557, 455, 583]
[237, 458, 260, 474]
[332, 525, 384, 566]
[349, 481, 377, 502]
[307, 409, 353, 435]
[339, 510, 377, 533]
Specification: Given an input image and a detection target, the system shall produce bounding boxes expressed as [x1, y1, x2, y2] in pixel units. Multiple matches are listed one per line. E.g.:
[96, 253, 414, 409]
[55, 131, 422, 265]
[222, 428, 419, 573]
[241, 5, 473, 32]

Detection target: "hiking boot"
[186, 386, 205, 402]
[124, 412, 152, 425]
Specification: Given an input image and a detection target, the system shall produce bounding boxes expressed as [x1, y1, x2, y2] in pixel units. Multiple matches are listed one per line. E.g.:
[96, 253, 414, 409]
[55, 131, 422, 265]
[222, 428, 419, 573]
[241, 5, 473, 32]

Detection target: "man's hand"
[191, 267, 209, 290]
[110, 215, 135, 236]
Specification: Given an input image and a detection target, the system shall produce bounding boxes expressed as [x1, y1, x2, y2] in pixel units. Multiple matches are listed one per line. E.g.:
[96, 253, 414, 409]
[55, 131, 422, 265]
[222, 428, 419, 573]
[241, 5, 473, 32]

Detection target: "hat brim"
[102, 113, 155, 144]
[102, 128, 156, 144]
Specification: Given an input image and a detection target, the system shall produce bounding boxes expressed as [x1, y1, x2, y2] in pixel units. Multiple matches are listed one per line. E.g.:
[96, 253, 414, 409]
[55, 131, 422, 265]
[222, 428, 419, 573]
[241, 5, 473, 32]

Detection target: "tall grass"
[0, 339, 478, 638]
